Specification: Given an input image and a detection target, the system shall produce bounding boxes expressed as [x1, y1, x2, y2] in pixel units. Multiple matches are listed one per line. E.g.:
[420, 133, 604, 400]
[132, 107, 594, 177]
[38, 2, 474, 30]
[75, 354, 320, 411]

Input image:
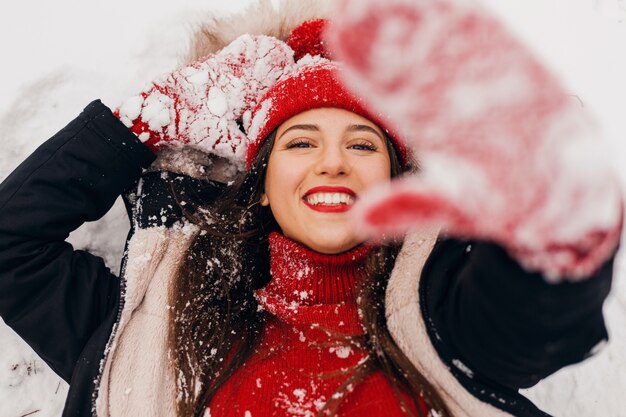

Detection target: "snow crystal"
[293, 266, 311, 280]
[256, 378, 262, 388]
[141, 91, 172, 131]
[185, 69, 210, 86]
[329, 346, 352, 359]
[452, 359, 474, 379]
[207, 86, 228, 117]
[246, 98, 272, 141]
[275, 381, 326, 417]
[313, 398, 326, 411]
[331, 391, 344, 400]
[489, 392, 508, 404]
[172, 221, 200, 237]
[118, 94, 143, 126]
[244, 411, 252, 417]
[138, 132, 150, 142]
[293, 389, 306, 402]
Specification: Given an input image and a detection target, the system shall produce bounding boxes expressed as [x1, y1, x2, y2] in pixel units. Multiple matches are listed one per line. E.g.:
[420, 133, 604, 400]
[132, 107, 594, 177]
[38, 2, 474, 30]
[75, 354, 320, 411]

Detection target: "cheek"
[355, 158, 392, 188]
[373, 165, 392, 183]
[264, 161, 304, 236]
[264, 156, 303, 205]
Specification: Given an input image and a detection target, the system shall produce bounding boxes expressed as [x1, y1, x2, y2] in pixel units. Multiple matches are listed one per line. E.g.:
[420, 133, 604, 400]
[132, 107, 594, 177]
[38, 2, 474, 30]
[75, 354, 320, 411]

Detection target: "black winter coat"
[0, 101, 616, 417]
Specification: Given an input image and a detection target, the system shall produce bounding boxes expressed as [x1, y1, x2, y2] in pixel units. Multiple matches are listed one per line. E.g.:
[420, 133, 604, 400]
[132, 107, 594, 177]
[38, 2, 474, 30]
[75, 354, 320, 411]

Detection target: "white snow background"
[0, 0, 625, 416]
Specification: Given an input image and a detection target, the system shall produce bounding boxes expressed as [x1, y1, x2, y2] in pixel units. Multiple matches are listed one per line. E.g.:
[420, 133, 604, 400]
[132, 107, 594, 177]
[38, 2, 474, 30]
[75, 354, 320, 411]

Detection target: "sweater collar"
[259, 231, 372, 306]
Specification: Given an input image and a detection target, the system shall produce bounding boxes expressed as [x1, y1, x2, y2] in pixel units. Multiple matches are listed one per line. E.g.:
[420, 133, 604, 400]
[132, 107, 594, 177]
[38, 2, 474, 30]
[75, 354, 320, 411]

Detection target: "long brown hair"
[168, 131, 452, 417]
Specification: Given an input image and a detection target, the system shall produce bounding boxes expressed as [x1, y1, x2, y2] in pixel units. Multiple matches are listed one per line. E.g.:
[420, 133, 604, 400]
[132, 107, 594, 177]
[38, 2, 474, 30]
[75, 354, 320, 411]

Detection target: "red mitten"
[116, 35, 294, 165]
[326, 0, 623, 280]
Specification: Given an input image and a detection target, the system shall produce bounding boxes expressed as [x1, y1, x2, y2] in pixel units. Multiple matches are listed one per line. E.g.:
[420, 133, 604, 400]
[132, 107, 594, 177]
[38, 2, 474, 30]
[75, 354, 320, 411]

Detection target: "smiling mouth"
[302, 192, 356, 213]
[304, 192, 355, 206]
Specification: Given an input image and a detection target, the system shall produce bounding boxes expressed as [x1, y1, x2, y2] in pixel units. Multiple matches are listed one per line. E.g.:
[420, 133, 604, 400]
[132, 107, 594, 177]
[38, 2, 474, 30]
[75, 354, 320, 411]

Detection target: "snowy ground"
[0, 1, 625, 416]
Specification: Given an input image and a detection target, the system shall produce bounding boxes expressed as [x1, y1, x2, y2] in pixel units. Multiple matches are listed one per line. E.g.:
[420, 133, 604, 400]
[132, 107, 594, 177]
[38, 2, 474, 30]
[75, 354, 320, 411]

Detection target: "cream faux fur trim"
[186, 0, 333, 62]
[94, 226, 197, 417]
[386, 232, 514, 417]
[94, 228, 517, 417]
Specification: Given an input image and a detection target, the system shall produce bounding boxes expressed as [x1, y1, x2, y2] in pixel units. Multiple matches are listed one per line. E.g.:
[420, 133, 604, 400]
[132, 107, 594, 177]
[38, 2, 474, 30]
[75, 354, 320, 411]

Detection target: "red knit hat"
[244, 19, 408, 169]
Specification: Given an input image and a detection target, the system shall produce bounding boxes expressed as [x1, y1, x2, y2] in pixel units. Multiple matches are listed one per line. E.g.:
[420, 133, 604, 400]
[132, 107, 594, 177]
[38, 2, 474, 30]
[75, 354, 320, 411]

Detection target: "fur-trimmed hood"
[184, 0, 333, 63]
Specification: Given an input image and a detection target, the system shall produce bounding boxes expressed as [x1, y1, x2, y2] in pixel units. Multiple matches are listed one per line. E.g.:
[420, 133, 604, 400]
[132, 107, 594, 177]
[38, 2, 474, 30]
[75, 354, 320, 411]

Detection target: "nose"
[314, 145, 351, 177]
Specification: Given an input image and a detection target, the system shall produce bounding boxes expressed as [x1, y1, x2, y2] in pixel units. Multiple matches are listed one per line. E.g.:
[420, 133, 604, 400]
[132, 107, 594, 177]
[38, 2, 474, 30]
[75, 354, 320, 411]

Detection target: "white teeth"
[305, 192, 355, 206]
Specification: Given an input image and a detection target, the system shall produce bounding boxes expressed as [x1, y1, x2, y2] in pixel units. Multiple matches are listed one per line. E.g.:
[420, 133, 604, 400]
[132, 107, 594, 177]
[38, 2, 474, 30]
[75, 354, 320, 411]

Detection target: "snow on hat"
[244, 19, 408, 169]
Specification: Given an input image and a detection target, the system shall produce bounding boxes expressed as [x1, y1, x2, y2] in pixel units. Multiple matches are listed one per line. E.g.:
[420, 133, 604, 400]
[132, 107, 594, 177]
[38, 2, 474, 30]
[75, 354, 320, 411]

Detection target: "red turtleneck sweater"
[208, 232, 429, 417]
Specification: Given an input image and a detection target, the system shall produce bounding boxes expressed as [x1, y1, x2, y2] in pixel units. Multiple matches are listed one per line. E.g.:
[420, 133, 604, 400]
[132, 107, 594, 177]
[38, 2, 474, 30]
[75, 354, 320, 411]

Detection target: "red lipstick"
[303, 186, 356, 197]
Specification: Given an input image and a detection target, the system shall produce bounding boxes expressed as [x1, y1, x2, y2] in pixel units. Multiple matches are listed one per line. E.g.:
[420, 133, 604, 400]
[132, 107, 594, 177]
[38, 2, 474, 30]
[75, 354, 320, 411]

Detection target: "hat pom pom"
[287, 19, 332, 61]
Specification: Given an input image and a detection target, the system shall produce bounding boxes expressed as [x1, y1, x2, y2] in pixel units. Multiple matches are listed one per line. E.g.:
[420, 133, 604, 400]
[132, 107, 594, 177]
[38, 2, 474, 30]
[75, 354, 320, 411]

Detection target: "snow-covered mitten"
[326, 0, 623, 280]
[116, 34, 294, 165]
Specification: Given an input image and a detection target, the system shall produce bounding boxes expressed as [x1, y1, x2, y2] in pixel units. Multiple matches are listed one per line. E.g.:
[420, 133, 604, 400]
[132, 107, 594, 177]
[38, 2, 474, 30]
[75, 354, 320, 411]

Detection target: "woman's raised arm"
[0, 100, 155, 381]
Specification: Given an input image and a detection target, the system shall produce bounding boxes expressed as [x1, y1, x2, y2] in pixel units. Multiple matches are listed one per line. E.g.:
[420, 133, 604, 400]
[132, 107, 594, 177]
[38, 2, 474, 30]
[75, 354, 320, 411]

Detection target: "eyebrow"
[346, 124, 384, 140]
[279, 124, 319, 139]
[278, 123, 384, 141]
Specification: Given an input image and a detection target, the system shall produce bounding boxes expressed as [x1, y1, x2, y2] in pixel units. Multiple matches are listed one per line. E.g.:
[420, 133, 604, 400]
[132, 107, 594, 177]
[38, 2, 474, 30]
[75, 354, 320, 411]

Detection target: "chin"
[306, 236, 361, 254]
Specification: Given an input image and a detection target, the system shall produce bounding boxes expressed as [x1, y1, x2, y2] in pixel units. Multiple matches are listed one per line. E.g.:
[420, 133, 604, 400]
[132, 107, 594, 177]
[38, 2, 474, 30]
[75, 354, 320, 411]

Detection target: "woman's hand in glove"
[115, 34, 294, 165]
[327, 0, 623, 280]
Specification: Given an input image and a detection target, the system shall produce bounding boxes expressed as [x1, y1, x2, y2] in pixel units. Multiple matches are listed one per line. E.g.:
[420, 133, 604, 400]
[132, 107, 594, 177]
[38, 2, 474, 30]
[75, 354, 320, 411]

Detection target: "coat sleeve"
[421, 238, 615, 390]
[0, 100, 155, 382]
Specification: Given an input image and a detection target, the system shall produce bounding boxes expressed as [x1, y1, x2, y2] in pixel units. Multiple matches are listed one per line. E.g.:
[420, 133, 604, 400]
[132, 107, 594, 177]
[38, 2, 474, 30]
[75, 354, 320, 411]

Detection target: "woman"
[0, 1, 622, 417]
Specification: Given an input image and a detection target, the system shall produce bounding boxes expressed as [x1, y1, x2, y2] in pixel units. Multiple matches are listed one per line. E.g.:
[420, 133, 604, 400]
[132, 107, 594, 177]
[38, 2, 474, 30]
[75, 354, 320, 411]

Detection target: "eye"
[349, 140, 377, 151]
[285, 138, 314, 149]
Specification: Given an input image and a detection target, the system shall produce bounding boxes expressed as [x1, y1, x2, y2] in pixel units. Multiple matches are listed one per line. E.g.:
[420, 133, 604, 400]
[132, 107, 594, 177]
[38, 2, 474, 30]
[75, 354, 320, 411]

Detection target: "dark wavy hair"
[168, 130, 452, 417]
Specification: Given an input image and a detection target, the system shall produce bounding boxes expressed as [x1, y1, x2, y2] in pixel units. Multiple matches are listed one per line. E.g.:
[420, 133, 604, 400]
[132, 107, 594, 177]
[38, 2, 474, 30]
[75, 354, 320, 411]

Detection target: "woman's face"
[262, 107, 392, 254]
